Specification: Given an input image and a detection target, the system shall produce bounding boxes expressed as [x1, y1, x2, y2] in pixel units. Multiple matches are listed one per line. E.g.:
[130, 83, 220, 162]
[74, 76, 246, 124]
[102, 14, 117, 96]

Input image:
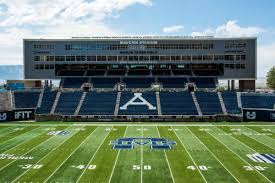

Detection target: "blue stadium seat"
[221, 92, 241, 114]
[189, 78, 216, 88]
[36, 91, 57, 114]
[14, 91, 40, 109]
[195, 92, 223, 115]
[123, 78, 154, 88]
[92, 78, 120, 88]
[55, 92, 82, 115]
[118, 92, 158, 115]
[160, 92, 198, 115]
[241, 93, 275, 109]
[62, 78, 89, 88]
[158, 78, 187, 88]
[79, 92, 117, 115]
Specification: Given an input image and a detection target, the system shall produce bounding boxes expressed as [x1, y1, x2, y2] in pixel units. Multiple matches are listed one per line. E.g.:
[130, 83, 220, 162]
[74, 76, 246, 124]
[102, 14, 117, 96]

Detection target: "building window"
[33, 44, 54, 49]
[87, 56, 96, 61]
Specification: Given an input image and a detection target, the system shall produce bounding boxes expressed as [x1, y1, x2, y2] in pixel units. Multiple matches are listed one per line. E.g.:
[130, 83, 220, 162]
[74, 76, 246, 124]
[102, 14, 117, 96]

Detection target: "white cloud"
[191, 20, 272, 77]
[163, 25, 184, 33]
[258, 43, 275, 77]
[191, 20, 264, 37]
[0, 0, 153, 65]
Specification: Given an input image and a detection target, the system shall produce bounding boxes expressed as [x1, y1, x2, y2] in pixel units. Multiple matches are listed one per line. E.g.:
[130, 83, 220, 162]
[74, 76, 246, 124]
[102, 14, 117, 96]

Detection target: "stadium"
[0, 36, 274, 182]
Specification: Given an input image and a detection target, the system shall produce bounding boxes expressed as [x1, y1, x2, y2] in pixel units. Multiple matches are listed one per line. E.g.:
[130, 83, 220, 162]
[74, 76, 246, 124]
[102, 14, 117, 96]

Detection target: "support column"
[227, 80, 230, 91]
[231, 80, 235, 91]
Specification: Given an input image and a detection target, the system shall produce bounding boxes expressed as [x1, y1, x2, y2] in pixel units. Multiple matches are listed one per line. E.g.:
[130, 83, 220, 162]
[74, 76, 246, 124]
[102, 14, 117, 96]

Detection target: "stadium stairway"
[222, 92, 242, 114]
[74, 92, 87, 115]
[114, 92, 122, 116]
[160, 92, 199, 115]
[217, 92, 228, 115]
[79, 91, 117, 115]
[191, 92, 202, 116]
[54, 91, 82, 115]
[36, 91, 58, 114]
[156, 92, 162, 115]
[50, 91, 61, 114]
[195, 92, 223, 115]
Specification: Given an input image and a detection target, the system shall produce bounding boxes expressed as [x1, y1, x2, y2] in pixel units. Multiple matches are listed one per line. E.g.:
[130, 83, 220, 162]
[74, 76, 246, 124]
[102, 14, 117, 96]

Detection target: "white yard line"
[108, 126, 128, 183]
[0, 126, 42, 146]
[0, 126, 25, 137]
[43, 126, 98, 183]
[0, 126, 71, 172]
[11, 127, 83, 183]
[155, 126, 175, 183]
[172, 126, 207, 183]
[185, 127, 240, 183]
[0, 127, 46, 156]
[241, 127, 275, 151]
[1, 123, 275, 127]
[75, 126, 113, 183]
[206, 128, 273, 183]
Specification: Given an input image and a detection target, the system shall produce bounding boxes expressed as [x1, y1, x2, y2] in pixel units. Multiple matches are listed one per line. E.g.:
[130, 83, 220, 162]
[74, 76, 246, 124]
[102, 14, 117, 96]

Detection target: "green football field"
[0, 123, 275, 183]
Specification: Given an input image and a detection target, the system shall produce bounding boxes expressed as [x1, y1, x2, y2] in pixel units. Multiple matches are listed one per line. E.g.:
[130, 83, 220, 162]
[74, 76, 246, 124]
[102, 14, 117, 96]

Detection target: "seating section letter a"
[120, 93, 156, 110]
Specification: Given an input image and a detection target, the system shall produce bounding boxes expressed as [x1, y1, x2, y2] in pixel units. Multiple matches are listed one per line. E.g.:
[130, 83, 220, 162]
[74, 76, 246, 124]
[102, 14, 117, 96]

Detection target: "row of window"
[34, 54, 246, 62]
[32, 43, 247, 50]
[34, 63, 246, 70]
[225, 43, 246, 49]
[35, 64, 55, 70]
[225, 64, 246, 69]
[64, 43, 214, 51]
[33, 44, 55, 49]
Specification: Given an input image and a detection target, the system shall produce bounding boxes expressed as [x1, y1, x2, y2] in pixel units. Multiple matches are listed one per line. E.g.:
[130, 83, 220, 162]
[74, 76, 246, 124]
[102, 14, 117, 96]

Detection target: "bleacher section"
[62, 78, 89, 88]
[118, 92, 158, 115]
[160, 92, 198, 115]
[36, 91, 57, 114]
[92, 78, 120, 88]
[195, 92, 223, 115]
[123, 78, 154, 88]
[241, 93, 275, 109]
[14, 91, 40, 109]
[54, 92, 82, 115]
[32, 90, 274, 119]
[158, 78, 187, 88]
[79, 92, 117, 115]
[221, 92, 241, 114]
[190, 78, 216, 88]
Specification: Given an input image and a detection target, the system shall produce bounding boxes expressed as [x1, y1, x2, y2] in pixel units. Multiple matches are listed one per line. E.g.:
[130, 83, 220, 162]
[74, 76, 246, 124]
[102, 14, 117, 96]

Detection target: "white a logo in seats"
[270, 113, 275, 120]
[0, 113, 7, 121]
[120, 93, 156, 110]
[246, 111, 256, 120]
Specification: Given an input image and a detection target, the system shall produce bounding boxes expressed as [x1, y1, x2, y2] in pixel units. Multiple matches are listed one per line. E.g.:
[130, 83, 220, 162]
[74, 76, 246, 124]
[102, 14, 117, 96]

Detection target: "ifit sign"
[0, 109, 35, 122]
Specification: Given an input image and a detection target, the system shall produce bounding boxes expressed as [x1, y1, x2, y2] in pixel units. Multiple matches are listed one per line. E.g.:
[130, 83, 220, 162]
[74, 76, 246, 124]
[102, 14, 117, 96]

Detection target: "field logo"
[120, 93, 156, 110]
[246, 111, 256, 120]
[247, 153, 275, 164]
[110, 137, 176, 150]
[0, 113, 7, 121]
[270, 113, 275, 120]
[47, 130, 70, 136]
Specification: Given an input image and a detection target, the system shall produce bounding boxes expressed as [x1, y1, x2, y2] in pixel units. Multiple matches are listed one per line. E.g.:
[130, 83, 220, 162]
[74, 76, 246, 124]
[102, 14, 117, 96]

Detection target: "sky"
[0, 0, 274, 77]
